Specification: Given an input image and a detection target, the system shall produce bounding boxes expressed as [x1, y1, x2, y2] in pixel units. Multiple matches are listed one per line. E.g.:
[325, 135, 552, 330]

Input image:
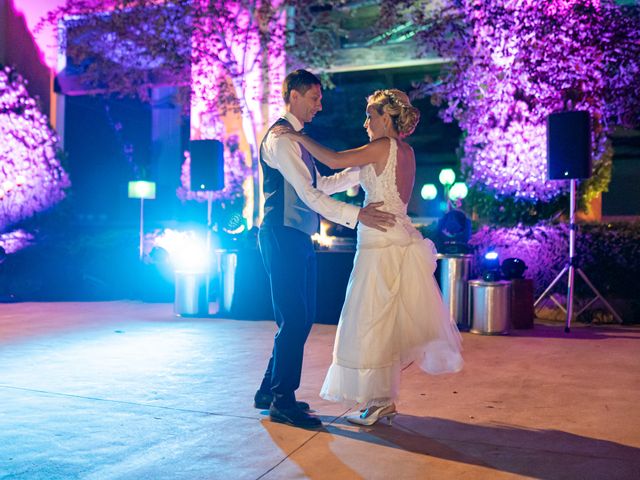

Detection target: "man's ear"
[290, 89, 299, 103]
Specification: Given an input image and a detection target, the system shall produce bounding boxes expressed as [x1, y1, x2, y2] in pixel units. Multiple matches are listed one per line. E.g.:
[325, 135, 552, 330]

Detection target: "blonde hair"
[367, 89, 420, 138]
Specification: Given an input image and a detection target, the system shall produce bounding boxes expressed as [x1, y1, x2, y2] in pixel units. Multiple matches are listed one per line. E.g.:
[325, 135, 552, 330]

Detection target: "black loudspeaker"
[190, 139, 224, 191]
[547, 111, 591, 180]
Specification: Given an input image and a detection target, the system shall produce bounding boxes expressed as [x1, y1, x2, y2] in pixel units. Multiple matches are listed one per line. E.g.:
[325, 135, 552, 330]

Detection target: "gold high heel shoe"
[346, 404, 397, 426]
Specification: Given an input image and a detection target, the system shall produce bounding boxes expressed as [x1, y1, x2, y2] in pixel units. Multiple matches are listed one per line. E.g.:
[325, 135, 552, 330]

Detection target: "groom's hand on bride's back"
[358, 202, 396, 232]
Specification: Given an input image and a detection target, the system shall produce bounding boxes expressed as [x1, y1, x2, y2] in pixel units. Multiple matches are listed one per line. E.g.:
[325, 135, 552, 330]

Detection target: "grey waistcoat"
[260, 118, 320, 236]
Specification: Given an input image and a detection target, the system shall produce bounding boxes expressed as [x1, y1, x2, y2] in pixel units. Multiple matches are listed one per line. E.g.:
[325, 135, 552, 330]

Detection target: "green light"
[128, 181, 156, 199]
[439, 168, 456, 186]
[420, 183, 438, 200]
[346, 186, 359, 198]
[449, 182, 468, 200]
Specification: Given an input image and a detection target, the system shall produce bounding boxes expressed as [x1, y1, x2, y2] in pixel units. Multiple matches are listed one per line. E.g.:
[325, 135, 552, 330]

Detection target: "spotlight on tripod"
[534, 111, 622, 332]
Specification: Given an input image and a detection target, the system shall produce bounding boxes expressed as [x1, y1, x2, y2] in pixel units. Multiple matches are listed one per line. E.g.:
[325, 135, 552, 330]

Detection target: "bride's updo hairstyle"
[367, 89, 420, 138]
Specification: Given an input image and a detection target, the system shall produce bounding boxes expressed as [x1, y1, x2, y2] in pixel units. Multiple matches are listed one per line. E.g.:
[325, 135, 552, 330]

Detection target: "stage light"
[346, 186, 359, 197]
[153, 229, 209, 273]
[224, 224, 246, 235]
[501, 257, 527, 280]
[449, 182, 468, 201]
[173, 245, 207, 273]
[481, 251, 502, 281]
[437, 209, 471, 254]
[421, 183, 438, 200]
[149, 246, 170, 265]
[439, 168, 456, 186]
[147, 246, 172, 281]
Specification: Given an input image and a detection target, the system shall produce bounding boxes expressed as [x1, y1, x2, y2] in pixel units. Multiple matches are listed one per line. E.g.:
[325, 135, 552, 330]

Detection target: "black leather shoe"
[269, 404, 322, 428]
[254, 391, 310, 411]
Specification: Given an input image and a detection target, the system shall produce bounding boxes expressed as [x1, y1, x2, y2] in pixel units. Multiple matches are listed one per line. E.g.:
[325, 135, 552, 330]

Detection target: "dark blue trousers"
[258, 226, 317, 408]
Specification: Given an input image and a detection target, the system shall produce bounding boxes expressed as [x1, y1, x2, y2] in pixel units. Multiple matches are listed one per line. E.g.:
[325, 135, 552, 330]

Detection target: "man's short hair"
[282, 69, 321, 104]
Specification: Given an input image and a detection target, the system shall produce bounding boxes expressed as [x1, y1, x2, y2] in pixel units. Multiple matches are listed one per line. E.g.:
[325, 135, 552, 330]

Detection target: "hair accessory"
[384, 89, 407, 109]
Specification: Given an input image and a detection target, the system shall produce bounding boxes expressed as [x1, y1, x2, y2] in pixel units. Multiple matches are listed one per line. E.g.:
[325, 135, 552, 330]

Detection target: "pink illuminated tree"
[394, 0, 640, 224]
[42, 0, 349, 224]
[42, 1, 345, 107]
[0, 65, 70, 231]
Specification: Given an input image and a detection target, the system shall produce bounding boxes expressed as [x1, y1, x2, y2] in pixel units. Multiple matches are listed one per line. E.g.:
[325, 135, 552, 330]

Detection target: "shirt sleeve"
[266, 133, 360, 229]
[316, 167, 361, 196]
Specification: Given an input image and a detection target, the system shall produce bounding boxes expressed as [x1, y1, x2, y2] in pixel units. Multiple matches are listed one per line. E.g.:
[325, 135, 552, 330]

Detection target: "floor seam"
[255, 408, 351, 480]
[0, 384, 258, 421]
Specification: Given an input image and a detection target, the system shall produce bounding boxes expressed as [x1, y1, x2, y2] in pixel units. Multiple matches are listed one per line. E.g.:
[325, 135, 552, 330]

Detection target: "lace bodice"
[360, 137, 408, 218]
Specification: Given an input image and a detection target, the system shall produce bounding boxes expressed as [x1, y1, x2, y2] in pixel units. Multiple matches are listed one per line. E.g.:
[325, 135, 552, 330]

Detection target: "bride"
[280, 89, 463, 426]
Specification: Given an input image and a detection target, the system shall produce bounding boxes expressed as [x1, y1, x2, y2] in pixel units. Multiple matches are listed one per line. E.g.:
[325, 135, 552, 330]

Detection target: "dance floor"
[1, 302, 639, 479]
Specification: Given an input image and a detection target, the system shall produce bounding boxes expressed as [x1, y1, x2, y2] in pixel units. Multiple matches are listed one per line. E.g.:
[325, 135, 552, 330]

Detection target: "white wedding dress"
[320, 138, 463, 409]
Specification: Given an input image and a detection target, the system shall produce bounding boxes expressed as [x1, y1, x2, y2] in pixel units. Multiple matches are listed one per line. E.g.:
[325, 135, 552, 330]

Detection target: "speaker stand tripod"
[534, 179, 623, 332]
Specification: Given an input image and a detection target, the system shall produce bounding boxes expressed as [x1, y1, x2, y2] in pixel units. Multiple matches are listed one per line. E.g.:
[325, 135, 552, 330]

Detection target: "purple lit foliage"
[0, 66, 70, 231]
[177, 135, 250, 203]
[0, 229, 35, 254]
[469, 221, 640, 301]
[42, 1, 344, 115]
[403, 0, 640, 216]
[469, 223, 569, 296]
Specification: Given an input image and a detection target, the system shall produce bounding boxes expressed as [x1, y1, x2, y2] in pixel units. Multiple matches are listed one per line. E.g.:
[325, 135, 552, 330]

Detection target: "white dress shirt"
[261, 111, 361, 229]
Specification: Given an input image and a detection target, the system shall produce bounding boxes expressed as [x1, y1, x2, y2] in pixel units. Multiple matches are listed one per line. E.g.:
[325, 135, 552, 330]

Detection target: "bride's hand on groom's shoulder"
[358, 202, 395, 232]
[272, 125, 298, 140]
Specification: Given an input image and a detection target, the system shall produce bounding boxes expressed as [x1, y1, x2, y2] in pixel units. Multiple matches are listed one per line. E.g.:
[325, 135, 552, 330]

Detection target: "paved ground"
[1, 302, 639, 479]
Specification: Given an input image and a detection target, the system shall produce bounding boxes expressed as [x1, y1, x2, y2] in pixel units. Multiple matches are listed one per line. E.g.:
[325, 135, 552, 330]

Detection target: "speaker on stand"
[534, 111, 623, 331]
[189, 138, 225, 241]
[190, 139, 225, 192]
[547, 111, 591, 180]
[188, 139, 226, 316]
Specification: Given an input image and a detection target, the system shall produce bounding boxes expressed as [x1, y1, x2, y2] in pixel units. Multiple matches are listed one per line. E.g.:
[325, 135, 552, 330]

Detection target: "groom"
[255, 69, 395, 428]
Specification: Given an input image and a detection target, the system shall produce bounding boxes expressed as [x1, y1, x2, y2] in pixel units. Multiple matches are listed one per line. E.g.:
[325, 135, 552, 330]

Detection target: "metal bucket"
[212, 250, 238, 316]
[174, 271, 209, 316]
[468, 279, 511, 335]
[437, 254, 473, 330]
